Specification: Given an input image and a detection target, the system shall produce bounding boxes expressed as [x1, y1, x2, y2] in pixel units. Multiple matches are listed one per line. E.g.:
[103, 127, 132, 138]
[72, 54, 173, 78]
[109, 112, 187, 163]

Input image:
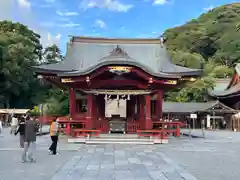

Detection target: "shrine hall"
[33, 37, 202, 134]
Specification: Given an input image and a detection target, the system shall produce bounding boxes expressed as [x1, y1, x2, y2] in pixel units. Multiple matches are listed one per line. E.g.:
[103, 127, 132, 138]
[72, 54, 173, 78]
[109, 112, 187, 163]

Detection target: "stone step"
[89, 138, 152, 142]
[68, 137, 167, 144]
[99, 134, 145, 139]
[86, 140, 154, 145]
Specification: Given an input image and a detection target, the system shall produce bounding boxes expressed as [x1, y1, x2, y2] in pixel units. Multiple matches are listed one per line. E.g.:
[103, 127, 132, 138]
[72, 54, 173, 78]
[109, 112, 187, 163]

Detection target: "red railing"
[127, 120, 140, 133]
[96, 119, 109, 133]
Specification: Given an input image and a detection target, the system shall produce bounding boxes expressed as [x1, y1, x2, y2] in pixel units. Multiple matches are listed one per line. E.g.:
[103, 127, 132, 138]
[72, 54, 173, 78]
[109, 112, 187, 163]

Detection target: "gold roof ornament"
[61, 78, 73, 83]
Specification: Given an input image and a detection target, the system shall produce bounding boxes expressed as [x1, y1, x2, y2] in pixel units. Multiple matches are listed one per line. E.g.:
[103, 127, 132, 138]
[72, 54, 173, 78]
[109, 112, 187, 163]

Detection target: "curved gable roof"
[33, 37, 203, 78]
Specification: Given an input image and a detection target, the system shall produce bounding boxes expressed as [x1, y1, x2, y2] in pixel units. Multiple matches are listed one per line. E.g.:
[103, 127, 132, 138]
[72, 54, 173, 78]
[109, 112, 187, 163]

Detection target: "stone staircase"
[68, 134, 168, 145]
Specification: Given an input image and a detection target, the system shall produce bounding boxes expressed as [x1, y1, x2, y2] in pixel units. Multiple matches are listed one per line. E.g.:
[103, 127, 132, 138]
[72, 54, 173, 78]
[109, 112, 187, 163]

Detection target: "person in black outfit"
[15, 117, 25, 148]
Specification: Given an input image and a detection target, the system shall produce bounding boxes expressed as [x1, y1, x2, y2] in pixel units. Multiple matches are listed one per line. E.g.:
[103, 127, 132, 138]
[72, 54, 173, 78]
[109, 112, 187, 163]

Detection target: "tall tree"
[43, 44, 63, 63]
[0, 21, 44, 108]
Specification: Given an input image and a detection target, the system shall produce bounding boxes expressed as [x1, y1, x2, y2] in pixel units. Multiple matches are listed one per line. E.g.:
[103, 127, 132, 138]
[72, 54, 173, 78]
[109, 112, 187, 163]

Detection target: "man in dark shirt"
[15, 117, 25, 148]
[21, 116, 37, 163]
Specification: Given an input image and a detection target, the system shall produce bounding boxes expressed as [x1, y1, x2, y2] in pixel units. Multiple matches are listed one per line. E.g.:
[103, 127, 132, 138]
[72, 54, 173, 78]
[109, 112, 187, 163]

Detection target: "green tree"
[43, 44, 63, 63]
[164, 3, 240, 66]
[164, 3, 240, 102]
[171, 51, 204, 69]
[0, 21, 44, 108]
[44, 88, 69, 115]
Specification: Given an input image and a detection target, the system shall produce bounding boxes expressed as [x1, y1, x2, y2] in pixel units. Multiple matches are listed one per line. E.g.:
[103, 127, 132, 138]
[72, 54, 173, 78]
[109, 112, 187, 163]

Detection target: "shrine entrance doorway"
[105, 96, 127, 134]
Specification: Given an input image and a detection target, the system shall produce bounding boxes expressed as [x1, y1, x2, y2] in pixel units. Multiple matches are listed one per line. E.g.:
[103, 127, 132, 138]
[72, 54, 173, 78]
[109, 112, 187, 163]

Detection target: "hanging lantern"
[127, 95, 130, 100]
[148, 77, 153, 84]
[86, 76, 90, 83]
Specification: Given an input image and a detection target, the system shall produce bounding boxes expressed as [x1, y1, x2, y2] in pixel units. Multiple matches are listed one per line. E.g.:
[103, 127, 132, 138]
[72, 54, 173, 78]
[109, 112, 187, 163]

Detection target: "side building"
[210, 64, 240, 109]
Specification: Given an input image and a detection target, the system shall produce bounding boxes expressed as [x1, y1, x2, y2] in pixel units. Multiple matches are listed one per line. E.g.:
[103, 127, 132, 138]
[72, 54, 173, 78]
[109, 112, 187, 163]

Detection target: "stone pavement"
[50, 145, 197, 180]
[181, 128, 240, 140]
[2, 127, 240, 180]
[0, 128, 197, 180]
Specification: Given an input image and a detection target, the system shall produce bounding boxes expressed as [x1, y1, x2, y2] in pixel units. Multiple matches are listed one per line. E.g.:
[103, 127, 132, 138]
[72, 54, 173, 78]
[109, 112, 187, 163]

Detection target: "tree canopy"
[0, 20, 67, 113]
[164, 3, 239, 102]
[43, 44, 63, 64]
[164, 3, 240, 66]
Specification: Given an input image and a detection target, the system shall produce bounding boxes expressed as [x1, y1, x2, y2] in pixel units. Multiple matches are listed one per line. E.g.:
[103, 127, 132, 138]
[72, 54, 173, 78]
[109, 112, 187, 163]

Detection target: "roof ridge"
[71, 36, 162, 44]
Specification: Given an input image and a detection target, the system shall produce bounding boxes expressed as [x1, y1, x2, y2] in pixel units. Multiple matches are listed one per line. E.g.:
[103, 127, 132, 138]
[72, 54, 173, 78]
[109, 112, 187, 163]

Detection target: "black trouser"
[49, 135, 58, 155]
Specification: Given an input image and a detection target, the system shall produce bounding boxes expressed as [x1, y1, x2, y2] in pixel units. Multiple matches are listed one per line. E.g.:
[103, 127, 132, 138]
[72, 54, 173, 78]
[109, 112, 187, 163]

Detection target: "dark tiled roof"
[211, 83, 240, 97]
[209, 78, 230, 96]
[210, 64, 240, 98]
[162, 101, 235, 113]
[34, 37, 202, 78]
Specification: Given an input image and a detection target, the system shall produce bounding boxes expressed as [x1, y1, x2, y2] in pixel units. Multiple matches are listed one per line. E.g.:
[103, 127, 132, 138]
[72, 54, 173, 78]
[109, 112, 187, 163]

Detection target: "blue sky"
[0, 0, 238, 53]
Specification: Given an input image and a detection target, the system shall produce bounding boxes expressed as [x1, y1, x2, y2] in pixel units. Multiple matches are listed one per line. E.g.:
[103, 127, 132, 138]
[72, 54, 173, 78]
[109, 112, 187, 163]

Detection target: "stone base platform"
[68, 134, 169, 145]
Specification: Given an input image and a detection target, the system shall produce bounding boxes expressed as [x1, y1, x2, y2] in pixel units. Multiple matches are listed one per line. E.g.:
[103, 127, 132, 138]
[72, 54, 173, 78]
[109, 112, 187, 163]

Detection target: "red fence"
[96, 119, 109, 133]
[127, 120, 140, 133]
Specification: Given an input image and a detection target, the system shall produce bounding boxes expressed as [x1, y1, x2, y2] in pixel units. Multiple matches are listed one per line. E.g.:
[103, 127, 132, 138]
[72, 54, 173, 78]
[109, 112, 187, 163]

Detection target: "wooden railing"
[96, 119, 109, 133]
[127, 120, 140, 133]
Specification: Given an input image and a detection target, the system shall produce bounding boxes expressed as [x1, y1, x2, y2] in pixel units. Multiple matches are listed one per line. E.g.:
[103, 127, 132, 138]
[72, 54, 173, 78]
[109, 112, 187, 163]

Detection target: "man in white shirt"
[10, 115, 18, 134]
[0, 120, 3, 133]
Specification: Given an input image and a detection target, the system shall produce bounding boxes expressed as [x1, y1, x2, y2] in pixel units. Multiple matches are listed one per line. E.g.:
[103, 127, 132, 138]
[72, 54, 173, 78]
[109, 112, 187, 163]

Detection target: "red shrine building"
[34, 37, 202, 134]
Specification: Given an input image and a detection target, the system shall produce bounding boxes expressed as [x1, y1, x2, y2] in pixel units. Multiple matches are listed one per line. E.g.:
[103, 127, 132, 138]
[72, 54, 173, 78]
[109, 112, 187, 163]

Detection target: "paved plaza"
[1, 128, 240, 180]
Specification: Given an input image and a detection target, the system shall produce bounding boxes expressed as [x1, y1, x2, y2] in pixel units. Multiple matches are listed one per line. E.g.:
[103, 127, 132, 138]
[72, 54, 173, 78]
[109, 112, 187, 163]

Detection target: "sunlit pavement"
[1, 128, 240, 180]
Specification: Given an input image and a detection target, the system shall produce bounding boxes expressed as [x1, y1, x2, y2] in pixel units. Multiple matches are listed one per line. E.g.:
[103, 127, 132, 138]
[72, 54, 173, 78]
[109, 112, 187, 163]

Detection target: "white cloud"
[45, 33, 61, 46]
[39, 0, 55, 8]
[153, 0, 167, 5]
[17, 0, 31, 8]
[41, 21, 81, 28]
[56, 11, 79, 16]
[153, 0, 174, 5]
[203, 5, 214, 12]
[95, 19, 106, 28]
[0, 0, 61, 47]
[60, 22, 81, 28]
[80, 0, 133, 12]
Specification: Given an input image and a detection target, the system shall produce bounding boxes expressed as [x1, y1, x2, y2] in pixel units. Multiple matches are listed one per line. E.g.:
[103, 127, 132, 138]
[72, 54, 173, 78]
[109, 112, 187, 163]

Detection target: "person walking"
[49, 119, 59, 155]
[22, 116, 37, 163]
[15, 117, 26, 148]
[10, 115, 18, 134]
[0, 120, 3, 133]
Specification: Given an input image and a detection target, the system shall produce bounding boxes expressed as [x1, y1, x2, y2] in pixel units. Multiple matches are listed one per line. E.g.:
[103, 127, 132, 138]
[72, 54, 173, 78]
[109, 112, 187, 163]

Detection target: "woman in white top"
[10, 116, 18, 134]
[0, 120, 2, 133]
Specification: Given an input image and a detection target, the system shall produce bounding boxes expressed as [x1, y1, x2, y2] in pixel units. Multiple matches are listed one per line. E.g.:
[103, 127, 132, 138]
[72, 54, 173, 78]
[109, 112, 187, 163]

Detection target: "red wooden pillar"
[86, 94, 93, 129]
[145, 95, 152, 129]
[69, 88, 76, 117]
[176, 124, 180, 137]
[92, 96, 97, 129]
[156, 90, 163, 119]
[139, 96, 145, 129]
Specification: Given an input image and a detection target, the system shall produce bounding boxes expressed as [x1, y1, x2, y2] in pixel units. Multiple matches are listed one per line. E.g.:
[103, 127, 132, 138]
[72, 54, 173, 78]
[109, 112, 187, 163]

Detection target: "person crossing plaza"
[21, 116, 37, 163]
[49, 119, 60, 155]
[15, 117, 26, 148]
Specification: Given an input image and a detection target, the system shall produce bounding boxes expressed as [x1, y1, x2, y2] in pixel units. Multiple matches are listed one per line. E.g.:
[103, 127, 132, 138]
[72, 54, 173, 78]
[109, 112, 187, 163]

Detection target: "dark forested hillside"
[164, 3, 240, 67]
[164, 3, 240, 102]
